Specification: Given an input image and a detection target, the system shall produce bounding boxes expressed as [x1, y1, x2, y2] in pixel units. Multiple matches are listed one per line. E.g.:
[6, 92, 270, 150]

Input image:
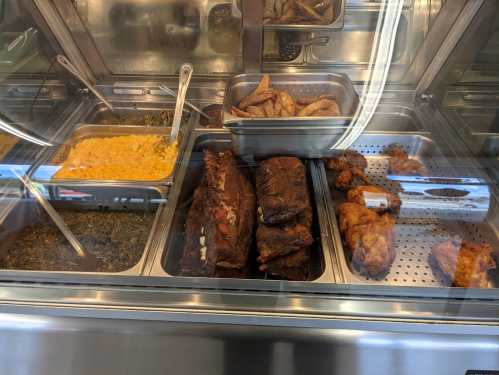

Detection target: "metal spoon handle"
[57, 55, 114, 112]
[171, 63, 193, 140]
[158, 84, 212, 121]
[18, 175, 86, 259]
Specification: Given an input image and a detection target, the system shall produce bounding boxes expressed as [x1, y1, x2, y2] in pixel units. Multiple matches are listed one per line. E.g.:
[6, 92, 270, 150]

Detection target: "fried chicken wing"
[431, 240, 496, 288]
[238, 91, 275, 110]
[279, 91, 297, 116]
[255, 74, 270, 95]
[246, 105, 266, 118]
[298, 98, 340, 117]
[387, 145, 428, 176]
[347, 185, 401, 213]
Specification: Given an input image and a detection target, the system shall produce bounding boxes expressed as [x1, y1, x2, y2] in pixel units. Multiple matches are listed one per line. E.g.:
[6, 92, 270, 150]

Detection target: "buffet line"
[0, 73, 496, 290]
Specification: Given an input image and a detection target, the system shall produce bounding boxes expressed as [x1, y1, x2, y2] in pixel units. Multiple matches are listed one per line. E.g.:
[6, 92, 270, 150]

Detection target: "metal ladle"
[170, 63, 194, 140]
[56, 55, 114, 112]
[17, 173, 102, 271]
[158, 84, 213, 122]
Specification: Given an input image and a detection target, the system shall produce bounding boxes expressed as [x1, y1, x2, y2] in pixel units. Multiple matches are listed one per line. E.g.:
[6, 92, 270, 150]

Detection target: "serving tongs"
[56, 55, 114, 112]
[17, 173, 102, 271]
[170, 63, 194, 141]
[158, 84, 213, 122]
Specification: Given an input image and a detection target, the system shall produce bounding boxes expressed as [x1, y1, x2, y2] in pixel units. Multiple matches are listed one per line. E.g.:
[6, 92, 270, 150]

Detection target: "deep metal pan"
[149, 131, 337, 283]
[31, 124, 191, 187]
[260, 0, 345, 31]
[223, 73, 358, 126]
[0, 185, 166, 278]
[316, 132, 498, 288]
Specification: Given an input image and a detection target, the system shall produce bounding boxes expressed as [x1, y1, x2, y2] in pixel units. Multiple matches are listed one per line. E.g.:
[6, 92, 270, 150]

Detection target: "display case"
[0, 1, 497, 374]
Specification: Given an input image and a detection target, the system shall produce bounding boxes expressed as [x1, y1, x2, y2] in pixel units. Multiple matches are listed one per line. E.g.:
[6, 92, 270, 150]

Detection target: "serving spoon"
[170, 63, 194, 141]
[17, 172, 102, 271]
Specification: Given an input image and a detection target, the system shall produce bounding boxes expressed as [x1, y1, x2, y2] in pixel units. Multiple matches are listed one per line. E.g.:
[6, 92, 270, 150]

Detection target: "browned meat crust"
[337, 202, 396, 276]
[257, 206, 313, 263]
[180, 150, 256, 277]
[256, 157, 308, 225]
[259, 248, 310, 281]
[431, 240, 496, 288]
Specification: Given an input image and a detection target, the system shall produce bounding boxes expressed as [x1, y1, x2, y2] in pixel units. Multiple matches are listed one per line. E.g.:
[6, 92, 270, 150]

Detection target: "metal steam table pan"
[317, 132, 498, 288]
[149, 131, 337, 283]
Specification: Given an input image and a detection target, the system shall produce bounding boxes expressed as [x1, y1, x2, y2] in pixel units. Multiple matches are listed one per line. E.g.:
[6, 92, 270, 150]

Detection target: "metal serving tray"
[226, 105, 423, 159]
[0, 185, 166, 277]
[223, 73, 358, 125]
[84, 101, 191, 126]
[149, 132, 336, 283]
[31, 125, 190, 186]
[262, 0, 345, 31]
[318, 133, 499, 288]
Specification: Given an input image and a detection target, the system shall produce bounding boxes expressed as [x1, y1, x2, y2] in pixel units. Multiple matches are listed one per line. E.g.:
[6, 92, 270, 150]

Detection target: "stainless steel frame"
[0, 2, 497, 373]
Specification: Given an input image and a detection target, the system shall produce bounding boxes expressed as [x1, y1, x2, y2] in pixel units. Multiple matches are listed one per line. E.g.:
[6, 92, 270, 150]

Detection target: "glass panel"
[74, 0, 243, 75]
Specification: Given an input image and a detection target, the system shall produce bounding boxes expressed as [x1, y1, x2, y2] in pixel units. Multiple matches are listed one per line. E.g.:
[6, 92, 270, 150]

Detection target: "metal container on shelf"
[0, 184, 167, 279]
[223, 72, 358, 158]
[224, 72, 358, 125]
[226, 104, 426, 158]
[261, 0, 346, 31]
[31, 124, 192, 187]
[315, 132, 498, 287]
[148, 131, 338, 284]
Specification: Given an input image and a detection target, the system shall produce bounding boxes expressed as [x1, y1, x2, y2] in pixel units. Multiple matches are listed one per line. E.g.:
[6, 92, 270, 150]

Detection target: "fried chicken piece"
[255, 74, 270, 95]
[335, 167, 370, 191]
[238, 91, 275, 110]
[262, 100, 275, 117]
[387, 145, 429, 176]
[431, 240, 496, 288]
[297, 94, 336, 105]
[247, 105, 266, 117]
[279, 91, 297, 116]
[336, 202, 379, 234]
[326, 150, 368, 172]
[295, 0, 325, 23]
[231, 106, 251, 118]
[298, 99, 340, 117]
[347, 185, 401, 213]
[343, 213, 396, 276]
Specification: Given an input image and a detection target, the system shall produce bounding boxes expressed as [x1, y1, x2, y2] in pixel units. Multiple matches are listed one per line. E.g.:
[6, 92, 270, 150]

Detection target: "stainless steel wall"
[0, 312, 497, 375]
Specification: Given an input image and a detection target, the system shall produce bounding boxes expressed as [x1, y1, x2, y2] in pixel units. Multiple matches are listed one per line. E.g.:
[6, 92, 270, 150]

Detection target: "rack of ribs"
[256, 157, 313, 281]
[180, 150, 256, 277]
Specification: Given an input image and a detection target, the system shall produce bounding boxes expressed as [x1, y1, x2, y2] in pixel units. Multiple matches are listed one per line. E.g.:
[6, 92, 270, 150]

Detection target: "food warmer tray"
[223, 73, 358, 126]
[260, 0, 345, 31]
[30, 124, 193, 187]
[149, 131, 337, 283]
[0, 185, 166, 278]
[316, 132, 499, 288]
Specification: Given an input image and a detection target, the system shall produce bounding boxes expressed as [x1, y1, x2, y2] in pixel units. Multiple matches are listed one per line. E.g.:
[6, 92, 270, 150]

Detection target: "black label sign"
[466, 371, 499, 375]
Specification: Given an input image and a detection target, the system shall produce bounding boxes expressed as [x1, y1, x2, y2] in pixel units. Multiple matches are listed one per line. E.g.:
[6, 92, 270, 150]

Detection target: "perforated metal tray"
[318, 133, 499, 288]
